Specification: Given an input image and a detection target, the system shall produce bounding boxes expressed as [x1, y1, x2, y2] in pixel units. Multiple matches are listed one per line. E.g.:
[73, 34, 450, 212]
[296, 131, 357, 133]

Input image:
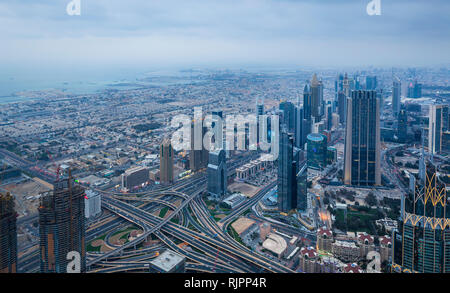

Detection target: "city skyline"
[0, 0, 449, 280]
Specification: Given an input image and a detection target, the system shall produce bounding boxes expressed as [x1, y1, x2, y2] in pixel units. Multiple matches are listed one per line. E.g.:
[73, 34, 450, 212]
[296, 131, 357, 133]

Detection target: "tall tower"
[397, 110, 408, 143]
[0, 192, 17, 273]
[428, 105, 448, 154]
[344, 90, 381, 186]
[190, 120, 209, 172]
[278, 127, 296, 212]
[338, 91, 347, 125]
[207, 149, 227, 199]
[310, 74, 323, 122]
[160, 138, 174, 184]
[303, 84, 312, 123]
[279, 101, 295, 133]
[39, 171, 86, 273]
[392, 160, 449, 273]
[366, 76, 377, 90]
[392, 76, 401, 116]
[343, 73, 350, 97]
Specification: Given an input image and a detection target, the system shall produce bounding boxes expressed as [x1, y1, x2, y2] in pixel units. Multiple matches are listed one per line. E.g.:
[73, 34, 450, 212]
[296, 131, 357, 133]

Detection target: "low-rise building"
[222, 193, 246, 209]
[298, 247, 320, 273]
[357, 232, 375, 258]
[343, 263, 363, 273]
[84, 190, 101, 219]
[231, 217, 260, 246]
[150, 250, 186, 273]
[317, 227, 333, 252]
[262, 233, 287, 258]
[379, 235, 392, 264]
[331, 240, 360, 263]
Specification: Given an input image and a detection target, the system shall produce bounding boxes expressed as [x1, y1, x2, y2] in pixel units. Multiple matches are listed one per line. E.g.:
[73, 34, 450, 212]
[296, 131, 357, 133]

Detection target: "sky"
[0, 0, 449, 71]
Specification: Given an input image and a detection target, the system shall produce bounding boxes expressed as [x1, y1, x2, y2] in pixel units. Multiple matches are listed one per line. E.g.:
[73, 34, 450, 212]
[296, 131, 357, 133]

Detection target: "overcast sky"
[0, 0, 449, 69]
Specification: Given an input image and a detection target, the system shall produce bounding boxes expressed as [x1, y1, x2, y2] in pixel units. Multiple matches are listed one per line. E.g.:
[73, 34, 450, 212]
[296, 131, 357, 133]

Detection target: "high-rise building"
[366, 76, 377, 90]
[343, 73, 350, 97]
[407, 80, 422, 98]
[39, 172, 86, 273]
[207, 149, 227, 199]
[344, 90, 381, 186]
[392, 160, 449, 273]
[279, 101, 296, 133]
[296, 163, 308, 212]
[84, 190, 101, 219]
[0, 192, 17, 273]
[310, 74, 323, 123]
[303, 84, 312, 123]
[306, 133, 327, 170]
[160, 139, 174, 184]
[392, 77, 401, 116]
[121, 166, 150, 190]
[212, 110, 224, 150]
[337, 91, 347, 125]
[190, 121, 209, 172]
[294, 106, 303, 149]
[326, 103, 332, 130]
[428, 104, 449, 154]
[278, 127, 296, 212]
[397, 110, 408, 143]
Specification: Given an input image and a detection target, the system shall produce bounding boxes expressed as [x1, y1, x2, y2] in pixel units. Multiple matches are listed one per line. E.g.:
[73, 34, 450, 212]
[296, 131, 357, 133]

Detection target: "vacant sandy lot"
[228, 182, 260, 198]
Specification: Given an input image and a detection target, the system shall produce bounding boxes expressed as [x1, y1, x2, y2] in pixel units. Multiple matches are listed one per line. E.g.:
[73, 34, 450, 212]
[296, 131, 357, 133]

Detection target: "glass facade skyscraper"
[207, 149, 227, 199]
[397, 110, 408, 143]
[392, 160, 450, 273]
[0, 192, 17, 273]
[39, 172, 86, 273]
[428, 104, 449, 154]
[306, 133, 327, 170]
[344, 90, 381, 186]
[392, 77, 401, 116]
[278, 127, 296, 212]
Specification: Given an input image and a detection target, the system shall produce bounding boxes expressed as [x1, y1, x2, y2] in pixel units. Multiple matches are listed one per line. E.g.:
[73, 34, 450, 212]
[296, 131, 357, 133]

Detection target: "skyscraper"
[343, 73, 350, 97]
[392, 76, 401, 116]
[0, 192, 17, 273]
[190, 121, 209, 172]
[296, 163, 308, 212]
[392, 160, 449, 273]
[278, 127, 296, 212]
[279, 101, 296, 133]
[306, 133, 327, 170]
[366, 76, 377, 90]
[160, 138, 174, 184]
[303, 84, 312, 122]
[310, 74, 323, 122]
[337, 91, 347, 125]
[294, 106, 303, 149]
[428, 104, 448, 154]
[407, 80, 422, 98]
[39, 171, 86, 273]
[397, 109, 408, 143]
[326, 103, 332, 130]
[344, 90, 381, 186]
[207, 149, 227, 199]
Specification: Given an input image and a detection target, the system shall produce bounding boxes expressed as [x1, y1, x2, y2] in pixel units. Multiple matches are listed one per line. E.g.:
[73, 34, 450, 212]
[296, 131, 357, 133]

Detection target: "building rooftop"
[262, 233, 287, 256]
[231, 217, 256, 236]
[150, 250, 185, 273]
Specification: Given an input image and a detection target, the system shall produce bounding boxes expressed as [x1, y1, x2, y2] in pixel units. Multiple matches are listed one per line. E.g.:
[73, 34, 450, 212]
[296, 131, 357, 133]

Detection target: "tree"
[365, 192, 378, 207]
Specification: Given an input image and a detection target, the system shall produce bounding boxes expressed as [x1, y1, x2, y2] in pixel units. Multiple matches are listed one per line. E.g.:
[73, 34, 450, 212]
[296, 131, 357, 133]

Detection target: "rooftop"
[150, 250, 185, 272]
